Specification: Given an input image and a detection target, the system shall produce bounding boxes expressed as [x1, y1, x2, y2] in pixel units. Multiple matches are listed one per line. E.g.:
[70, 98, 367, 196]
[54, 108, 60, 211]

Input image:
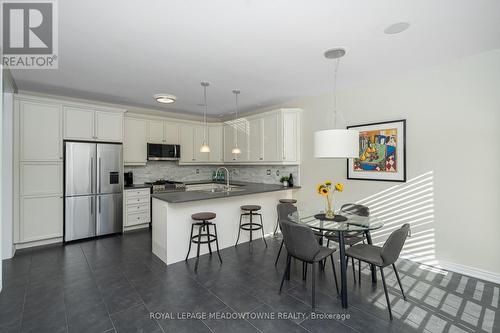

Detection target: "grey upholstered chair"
[345, 223, 410, 320]
[279, 220, 339, 309]
[274, 203, 298, 266]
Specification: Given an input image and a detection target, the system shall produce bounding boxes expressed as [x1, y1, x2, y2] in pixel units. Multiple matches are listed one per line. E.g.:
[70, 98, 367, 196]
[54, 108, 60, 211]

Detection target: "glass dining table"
[288, 209, 385, 308]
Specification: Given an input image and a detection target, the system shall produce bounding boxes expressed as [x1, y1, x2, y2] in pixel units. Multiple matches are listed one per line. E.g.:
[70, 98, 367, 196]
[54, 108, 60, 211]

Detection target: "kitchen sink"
[185, 183, 245, 193]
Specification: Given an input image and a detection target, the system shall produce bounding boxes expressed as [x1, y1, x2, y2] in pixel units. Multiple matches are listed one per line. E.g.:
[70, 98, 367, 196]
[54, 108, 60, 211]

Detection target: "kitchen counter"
[124, 184, 152, 190]
[151, 181, 300, 203]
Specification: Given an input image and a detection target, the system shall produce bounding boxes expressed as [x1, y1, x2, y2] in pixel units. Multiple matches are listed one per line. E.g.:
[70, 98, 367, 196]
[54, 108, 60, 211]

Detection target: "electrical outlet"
[266, 169, 271, 176]
[276, 169, 280, 176]
[195, 169, 200, 174]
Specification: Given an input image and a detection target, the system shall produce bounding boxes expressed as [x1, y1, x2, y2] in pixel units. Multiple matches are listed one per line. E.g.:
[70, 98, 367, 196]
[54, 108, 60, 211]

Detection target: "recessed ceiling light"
[384, 22, 410, 34]
[153, 94, 176, 104]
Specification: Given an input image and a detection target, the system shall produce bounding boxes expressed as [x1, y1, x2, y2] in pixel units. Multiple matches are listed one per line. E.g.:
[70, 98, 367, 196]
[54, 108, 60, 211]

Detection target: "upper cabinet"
[64, 106, 124, 142]
[224, 109, 301, 164]
[208, 125, 224, 163]
[19, 100, 62, 162]
[148, 120, 179, 144]
[179, 124, 223, 164]
[124, 117, 147, 165]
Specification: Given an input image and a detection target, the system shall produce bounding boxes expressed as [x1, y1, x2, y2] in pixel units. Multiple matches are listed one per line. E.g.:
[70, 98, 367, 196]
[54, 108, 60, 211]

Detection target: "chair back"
[340, 203, 370, 217]
[280, 220, 320, 262]
[277, 203, 297, 223]
[381, 223, 410, 265]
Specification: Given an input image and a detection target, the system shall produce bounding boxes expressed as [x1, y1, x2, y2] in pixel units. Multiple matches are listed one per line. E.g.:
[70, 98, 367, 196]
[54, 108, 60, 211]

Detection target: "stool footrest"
[190, 233, 217, 244]
[240, 222, 263, 231]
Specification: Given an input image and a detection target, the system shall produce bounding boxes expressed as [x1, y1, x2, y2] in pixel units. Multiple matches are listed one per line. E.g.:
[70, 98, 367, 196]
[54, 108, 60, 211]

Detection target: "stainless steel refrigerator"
[64, 142, 123, 242]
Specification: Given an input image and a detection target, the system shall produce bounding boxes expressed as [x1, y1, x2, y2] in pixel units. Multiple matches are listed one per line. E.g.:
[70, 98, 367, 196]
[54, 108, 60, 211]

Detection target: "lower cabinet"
[19, 195, 63, 243]
[124, 188, 151, 228]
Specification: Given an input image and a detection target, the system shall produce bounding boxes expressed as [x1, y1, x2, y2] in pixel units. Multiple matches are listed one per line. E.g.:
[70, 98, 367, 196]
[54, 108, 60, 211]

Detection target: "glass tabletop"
[288, 209, 384, 233]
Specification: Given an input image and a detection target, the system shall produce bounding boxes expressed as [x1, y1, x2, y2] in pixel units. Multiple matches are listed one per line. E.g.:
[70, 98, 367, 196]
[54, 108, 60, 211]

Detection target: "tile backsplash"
[125, 161, 300, 185]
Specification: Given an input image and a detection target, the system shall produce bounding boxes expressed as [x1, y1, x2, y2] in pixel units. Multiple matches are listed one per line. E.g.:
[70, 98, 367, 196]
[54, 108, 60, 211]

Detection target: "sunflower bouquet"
[316, 180, 344, 218]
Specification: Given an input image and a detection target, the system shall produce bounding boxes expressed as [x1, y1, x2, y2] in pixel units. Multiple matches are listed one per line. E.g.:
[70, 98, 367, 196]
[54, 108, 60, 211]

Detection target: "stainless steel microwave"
[147, 143, 181, 160]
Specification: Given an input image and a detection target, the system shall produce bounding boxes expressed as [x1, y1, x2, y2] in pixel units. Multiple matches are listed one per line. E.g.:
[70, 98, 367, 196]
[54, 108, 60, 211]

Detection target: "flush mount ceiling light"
[314, 48, 359, 159]
[384, 22, 410, 34]
[199, 81, 211, 153]
[231, 89, 241, 155]
[153, 94, 177, 104]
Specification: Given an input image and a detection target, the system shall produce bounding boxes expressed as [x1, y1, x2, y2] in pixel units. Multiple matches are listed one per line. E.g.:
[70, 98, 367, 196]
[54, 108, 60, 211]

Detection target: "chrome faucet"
[215, 167, 230, 190]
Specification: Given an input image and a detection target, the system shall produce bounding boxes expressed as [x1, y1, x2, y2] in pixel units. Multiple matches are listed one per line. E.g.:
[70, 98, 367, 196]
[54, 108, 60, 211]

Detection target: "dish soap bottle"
[288, 173, 294, 187]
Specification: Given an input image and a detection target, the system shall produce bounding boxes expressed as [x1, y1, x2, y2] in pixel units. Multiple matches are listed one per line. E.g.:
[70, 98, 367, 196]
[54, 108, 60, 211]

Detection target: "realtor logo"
[1, 0, 58, 69]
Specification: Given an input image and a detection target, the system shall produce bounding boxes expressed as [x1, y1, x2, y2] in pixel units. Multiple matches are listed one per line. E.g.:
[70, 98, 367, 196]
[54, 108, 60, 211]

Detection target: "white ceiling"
[11, 0, 500, 116]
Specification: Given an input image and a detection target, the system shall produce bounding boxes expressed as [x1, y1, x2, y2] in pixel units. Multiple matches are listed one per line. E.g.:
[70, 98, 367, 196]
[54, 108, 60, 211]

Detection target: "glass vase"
[325, 195, 335, 218]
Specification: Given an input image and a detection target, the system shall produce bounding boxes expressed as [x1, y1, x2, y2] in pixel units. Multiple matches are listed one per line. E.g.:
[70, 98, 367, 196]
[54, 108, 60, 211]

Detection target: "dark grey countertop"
[124, 184, 152, 190]
[151, 181, 300, 203]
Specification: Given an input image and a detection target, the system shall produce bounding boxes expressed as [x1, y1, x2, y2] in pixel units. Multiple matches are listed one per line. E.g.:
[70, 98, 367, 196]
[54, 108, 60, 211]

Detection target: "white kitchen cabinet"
[179, 125, 195, 163]
[148, 120, 164, 143]
[64, 106, 123, 142]
[20, 162, 62, 196]
[95, 111, 123, 142]
[20, 195, 63, 242]
[208, 125, 224, 163]
[124, 117, 148, 165]
[164, 121, 180, 144]
[248, 118, 263, 161]
[282, 110, 300, 162]
[124, 188, 150, 228]
[64, 107, 95, 140]
[148, 120, 179, 144]
[262, 112, 280, 162]
[223, 119, 249, 162]
[193, 125, 209, 162]
[20, 100, 62, 161]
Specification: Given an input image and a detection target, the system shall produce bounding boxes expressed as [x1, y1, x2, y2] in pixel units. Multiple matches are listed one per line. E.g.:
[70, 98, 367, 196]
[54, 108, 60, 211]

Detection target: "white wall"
[255, 49, 500, 277]
[2, 69, 15, 260]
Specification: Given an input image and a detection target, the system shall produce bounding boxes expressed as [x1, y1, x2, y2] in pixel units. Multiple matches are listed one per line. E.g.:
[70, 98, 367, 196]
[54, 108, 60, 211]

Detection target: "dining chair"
[279, 220, 339, 309]
[324, 203, 369, 283]
[345, 223, 410, 320]
[274, 203, 297, 266]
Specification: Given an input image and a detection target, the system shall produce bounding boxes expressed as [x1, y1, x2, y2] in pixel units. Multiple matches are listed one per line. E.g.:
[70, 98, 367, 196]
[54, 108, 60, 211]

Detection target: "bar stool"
[235, 205, 267, 247]
[274, 199, 297, 236]
[185, 212, 222, 269]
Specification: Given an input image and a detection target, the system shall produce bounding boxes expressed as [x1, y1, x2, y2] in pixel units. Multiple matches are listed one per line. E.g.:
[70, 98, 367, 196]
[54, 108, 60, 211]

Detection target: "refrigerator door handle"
[90, 197, 93, 215]
[90, 157, 94, 193]
[98, 157, 101, 193]
[98, 196, 101, 213]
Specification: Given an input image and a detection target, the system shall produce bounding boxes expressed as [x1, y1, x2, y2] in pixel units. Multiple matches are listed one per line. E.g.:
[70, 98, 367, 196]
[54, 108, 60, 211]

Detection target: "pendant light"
[199, 81, 211, 153]
[231, 89, 241, 155]
[314, 48, 359, 159]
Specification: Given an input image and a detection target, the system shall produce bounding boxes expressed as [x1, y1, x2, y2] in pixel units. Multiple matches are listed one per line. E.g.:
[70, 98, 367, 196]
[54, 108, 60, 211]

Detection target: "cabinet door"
[235, 119, 249, 161]
[20, 162, 62, 196]
[208, 125, 224, 163]
[193, 125, 209, 162]
[223, 124, 236, 162]
[124, 118, 147, 164]
[179, 125, 194, 162]
[282, 111, 298, 162]
[148, 120, 164, 143]
[248, 118, 263, 161]
[64, 107, 95, 140]
[20, 101, 62, 161]
[164, 121, 179, 144]
[20, 195, 63, 242]
[262, 112, 280, 162]
[95, 111, 123, 142]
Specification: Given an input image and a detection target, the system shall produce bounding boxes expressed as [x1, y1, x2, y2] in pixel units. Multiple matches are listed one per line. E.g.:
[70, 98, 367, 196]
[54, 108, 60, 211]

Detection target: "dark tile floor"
[1, 229, 499, 333]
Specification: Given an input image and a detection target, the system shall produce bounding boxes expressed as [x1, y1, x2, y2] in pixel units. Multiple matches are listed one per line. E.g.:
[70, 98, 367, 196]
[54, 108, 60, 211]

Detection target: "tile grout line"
[18, 250, 33, 332]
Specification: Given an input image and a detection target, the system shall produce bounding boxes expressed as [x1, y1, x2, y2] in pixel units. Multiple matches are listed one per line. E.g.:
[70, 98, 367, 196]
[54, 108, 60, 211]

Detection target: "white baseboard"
[439, 260, 500, 285]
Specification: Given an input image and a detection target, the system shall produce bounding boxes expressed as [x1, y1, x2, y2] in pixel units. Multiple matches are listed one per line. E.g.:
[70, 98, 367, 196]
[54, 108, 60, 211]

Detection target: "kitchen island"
[151, 181, 299, 265]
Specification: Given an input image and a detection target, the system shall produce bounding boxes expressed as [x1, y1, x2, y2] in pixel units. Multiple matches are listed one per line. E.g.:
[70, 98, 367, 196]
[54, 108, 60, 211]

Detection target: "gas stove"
[145, 179, 185, 193]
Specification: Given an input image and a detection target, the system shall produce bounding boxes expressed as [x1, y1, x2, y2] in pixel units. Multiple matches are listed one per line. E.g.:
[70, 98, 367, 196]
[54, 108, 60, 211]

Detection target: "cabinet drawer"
[126, 211, 150, 226]
[125, 188, 150, 198]
[126, 203, 150, 214]
[126, 196, 150, 205]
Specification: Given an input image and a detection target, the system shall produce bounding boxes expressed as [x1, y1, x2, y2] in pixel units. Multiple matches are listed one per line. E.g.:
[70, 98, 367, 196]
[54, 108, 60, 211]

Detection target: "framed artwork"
[347, 119, 406, 182]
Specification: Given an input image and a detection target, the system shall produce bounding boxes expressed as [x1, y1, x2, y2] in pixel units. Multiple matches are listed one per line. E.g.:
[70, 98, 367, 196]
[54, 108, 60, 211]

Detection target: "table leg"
[364, 231, 377, 283]
[338, 231, 348, 308]
[318, 231, 325, 270]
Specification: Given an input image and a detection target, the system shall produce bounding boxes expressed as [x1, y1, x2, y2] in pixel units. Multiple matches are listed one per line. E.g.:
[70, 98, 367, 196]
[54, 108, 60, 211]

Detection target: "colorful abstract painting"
[353, 128, 398, 172]
[347, 120, 406, 182]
